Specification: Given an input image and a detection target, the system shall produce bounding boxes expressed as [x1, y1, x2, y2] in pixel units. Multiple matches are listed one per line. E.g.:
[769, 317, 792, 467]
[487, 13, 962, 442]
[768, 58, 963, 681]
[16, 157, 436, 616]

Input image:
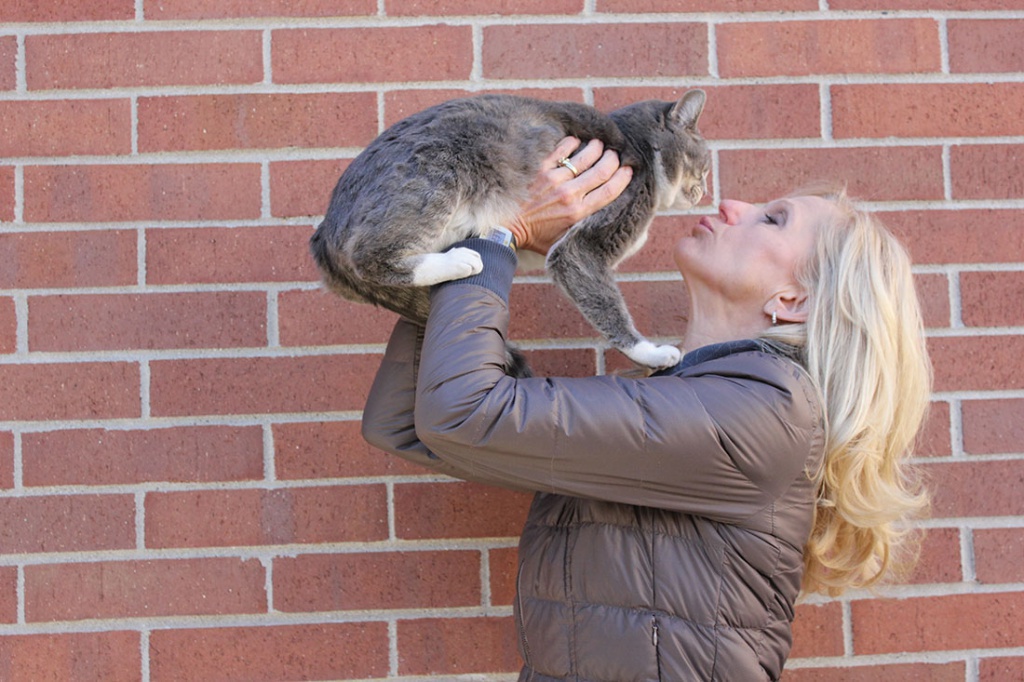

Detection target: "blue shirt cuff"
[432, 238, 517, 304]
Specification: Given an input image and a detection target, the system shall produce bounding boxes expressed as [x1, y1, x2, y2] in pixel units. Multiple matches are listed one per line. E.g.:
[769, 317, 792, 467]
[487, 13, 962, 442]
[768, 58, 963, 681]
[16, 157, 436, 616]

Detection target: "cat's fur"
[310, 90, 709, 373]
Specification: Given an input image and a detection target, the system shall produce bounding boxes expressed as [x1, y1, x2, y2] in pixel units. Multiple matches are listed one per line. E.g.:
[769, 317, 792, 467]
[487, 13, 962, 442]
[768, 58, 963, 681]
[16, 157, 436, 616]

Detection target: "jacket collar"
[655, 339, 762, 377]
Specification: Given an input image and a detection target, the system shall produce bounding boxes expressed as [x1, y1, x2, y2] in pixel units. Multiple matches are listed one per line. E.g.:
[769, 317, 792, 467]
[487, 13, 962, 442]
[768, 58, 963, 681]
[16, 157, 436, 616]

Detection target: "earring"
[771, 311, 778, 326]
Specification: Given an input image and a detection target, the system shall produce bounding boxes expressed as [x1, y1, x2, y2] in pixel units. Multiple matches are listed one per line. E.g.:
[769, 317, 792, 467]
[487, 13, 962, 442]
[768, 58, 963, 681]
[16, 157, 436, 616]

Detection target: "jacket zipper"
[652, 617, 662, 680]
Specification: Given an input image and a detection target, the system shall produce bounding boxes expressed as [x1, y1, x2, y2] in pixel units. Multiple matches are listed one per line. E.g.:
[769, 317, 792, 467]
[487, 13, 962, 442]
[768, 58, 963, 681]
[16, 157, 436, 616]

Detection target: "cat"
[310, 90, 709, 374]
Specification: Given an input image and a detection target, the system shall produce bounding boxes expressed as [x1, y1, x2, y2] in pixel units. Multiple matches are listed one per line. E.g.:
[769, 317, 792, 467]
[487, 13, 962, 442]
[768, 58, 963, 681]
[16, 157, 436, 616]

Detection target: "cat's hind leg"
[408, 248, 483, 286]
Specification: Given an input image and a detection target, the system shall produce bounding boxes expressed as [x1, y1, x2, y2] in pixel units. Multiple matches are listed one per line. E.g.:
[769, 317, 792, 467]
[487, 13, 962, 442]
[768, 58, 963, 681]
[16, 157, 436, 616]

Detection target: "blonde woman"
[362, 137, 931, 680]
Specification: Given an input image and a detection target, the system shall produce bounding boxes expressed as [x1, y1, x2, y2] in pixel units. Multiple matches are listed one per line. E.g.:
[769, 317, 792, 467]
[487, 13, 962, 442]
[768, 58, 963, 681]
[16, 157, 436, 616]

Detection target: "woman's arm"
[413, 241, 823, 523]
[361, 136, 631, 482]
[362, 316, 543, 488]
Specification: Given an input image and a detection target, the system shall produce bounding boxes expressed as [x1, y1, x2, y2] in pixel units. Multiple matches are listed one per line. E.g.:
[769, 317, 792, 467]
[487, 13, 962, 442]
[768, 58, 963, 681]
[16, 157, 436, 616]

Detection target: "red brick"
[0, 166, 13, 221]
[613, 215, 692, 274]
[394, 481, 531, 540]
[523, 347, 598, 379]
[489, 546, 518, 607]
[27, 31, 262, 89]
[399, 616, 520, 675]
[980, 656, 1024, 682]
[962, 399, 1024, 456]
[602, 0, 815, 9]
[961, 271, 1024, 327]
[0, 297, 14, 354]
[0, 565, 15, 623]
[29, 292, 267, 352]
[149, 354, 379, 417]
[26, 558, 266, 621]
[273, 26, 473, 84]
[0, 230, 137, 289]
[0, 36, 16, 90]
[833, 84, 1024, 138]
[719, 147, 944, 204]
[880, 209, 1024, 266]
[832, 0, 1024, 8]
[949, 20, 1024, 73]
[925, 459, 1024, 519]
[0, 632, 139, 681]
[388, 0, 581, 14]
[911, 527, 962, 584]
[0, 431, 12, 489]
[719, 19, 939, 78]
[150, 623, 388, 681]
[273, 420, 424, 480]
[275, 550, 481, 612]
[150, 0, 375, 18]
[790, 602, 844, 659]
[278, 289, 402, 347]
[0, 494, 134, 553]
[852, 591, 1024, 654]
[595, 84, 820, 141]
[271, 159, 351, 218]
[917, 401, 951, 458]
[916, 273, 950, 329]
[929, 336, 1024, 392]
[0, 100, 130, 157]
[0, 0, 133, 21]
[974, 528, 1024, 584]
[24, 163, 262, 223]
[384, 87, 585, 128]
[145, 485, 388, 548]
[483, 23, 706, 80]
[951, 144, 1024, 200]
[380, 91, 497, 132]
[147, 225, 318, 285]
[515, 279, 690, 344]
[785, 663, 965, 681]
[0, 362, 139, 421]
[138, 92, 378, 152]
[508, 281, 687, 343]
[22, 425, 264, 486]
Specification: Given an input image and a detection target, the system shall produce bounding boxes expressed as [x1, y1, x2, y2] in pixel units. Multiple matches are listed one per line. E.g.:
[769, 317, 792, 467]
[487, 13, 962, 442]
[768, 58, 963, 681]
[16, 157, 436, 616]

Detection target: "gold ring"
[558, 157, 580, 177]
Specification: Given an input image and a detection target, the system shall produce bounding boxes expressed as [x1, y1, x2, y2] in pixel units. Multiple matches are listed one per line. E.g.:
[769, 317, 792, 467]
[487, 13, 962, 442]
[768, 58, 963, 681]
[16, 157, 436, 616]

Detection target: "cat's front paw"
[411, 248, 484, 286]
[624, 340, 681, 369]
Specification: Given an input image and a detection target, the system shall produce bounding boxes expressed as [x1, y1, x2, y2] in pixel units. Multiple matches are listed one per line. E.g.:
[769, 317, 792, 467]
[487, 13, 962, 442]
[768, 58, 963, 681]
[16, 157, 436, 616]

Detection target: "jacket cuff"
[433, 238, 517, 304]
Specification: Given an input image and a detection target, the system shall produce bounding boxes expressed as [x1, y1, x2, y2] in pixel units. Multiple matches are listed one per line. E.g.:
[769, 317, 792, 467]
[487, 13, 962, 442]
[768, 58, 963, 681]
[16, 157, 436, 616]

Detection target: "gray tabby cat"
[310, 90, 709, 373]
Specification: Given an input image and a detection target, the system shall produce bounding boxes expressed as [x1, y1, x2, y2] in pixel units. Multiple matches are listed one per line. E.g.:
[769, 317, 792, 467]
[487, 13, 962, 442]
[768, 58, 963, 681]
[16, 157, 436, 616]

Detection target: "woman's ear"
[765, 286, 809, 324]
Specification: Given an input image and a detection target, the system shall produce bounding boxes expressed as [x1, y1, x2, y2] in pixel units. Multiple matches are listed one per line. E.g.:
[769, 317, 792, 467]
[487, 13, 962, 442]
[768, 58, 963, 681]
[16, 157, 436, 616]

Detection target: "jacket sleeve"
[413, 239, 823, 524]
[361, 315, 540, 490]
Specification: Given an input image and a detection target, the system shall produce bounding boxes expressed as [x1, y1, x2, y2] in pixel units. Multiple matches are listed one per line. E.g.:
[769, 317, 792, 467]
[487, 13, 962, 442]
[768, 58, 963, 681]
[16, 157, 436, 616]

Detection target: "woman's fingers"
[581, 153, 633, 213]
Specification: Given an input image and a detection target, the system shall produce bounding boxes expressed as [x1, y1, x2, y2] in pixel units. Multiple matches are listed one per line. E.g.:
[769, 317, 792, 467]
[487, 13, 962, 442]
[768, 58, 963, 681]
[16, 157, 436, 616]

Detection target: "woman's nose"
[718, 199, 752, 225]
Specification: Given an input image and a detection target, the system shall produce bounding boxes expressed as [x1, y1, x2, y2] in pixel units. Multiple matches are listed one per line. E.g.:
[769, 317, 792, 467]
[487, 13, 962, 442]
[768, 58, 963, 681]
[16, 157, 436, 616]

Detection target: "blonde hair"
[760, 184, 932, 596]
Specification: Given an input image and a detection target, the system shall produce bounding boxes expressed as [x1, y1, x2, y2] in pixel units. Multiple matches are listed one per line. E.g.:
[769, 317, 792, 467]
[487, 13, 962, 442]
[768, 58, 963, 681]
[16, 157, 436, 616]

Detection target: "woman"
[362, 137, 931, 680]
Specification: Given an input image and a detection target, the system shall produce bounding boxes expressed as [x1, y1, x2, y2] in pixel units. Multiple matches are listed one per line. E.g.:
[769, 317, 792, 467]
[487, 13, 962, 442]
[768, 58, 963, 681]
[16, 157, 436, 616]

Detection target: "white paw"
[411, 248, 484, 286]
[625, 340, 681, 369]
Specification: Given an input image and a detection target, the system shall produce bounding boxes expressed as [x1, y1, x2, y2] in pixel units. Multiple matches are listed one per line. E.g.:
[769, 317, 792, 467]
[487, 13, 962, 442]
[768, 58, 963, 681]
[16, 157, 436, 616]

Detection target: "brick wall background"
[0, 1, 1021, 680]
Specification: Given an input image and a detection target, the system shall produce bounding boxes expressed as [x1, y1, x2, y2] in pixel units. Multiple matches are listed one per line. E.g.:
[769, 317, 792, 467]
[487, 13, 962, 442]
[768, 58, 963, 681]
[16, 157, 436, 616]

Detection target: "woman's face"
[674, 195, 837, 316]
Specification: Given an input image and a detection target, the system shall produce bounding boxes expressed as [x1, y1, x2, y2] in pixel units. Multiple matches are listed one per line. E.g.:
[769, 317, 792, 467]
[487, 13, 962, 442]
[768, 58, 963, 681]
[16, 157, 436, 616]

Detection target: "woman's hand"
[508, 137, 633, 255]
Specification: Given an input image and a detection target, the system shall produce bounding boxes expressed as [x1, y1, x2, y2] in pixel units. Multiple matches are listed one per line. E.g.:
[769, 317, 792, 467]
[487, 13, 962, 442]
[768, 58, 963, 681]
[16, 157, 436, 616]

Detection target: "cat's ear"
[670, 89, 706, 130]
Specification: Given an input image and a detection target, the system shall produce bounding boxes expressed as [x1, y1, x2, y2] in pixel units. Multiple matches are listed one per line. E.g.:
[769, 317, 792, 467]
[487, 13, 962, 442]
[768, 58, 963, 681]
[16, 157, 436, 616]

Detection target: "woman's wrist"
[506, 219, 532, 253]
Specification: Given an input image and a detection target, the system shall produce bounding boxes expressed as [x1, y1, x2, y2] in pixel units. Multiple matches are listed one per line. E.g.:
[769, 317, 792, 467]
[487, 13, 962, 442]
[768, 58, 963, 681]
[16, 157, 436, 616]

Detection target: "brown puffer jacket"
[361, 240, 825, 681]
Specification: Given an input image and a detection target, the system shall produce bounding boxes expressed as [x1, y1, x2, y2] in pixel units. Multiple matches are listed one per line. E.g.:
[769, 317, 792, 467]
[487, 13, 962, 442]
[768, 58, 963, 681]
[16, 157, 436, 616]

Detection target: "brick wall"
[0, 1, 1021, 680]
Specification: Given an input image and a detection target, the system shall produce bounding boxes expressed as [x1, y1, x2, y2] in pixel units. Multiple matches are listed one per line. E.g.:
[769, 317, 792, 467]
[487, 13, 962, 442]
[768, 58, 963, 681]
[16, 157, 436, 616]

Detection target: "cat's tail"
[506, 346, 533, 378]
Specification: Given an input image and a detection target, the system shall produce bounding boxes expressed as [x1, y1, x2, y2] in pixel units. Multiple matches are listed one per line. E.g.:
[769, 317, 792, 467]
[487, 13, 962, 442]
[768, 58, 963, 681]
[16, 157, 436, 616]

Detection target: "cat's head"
[650, 89, 710, 211]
